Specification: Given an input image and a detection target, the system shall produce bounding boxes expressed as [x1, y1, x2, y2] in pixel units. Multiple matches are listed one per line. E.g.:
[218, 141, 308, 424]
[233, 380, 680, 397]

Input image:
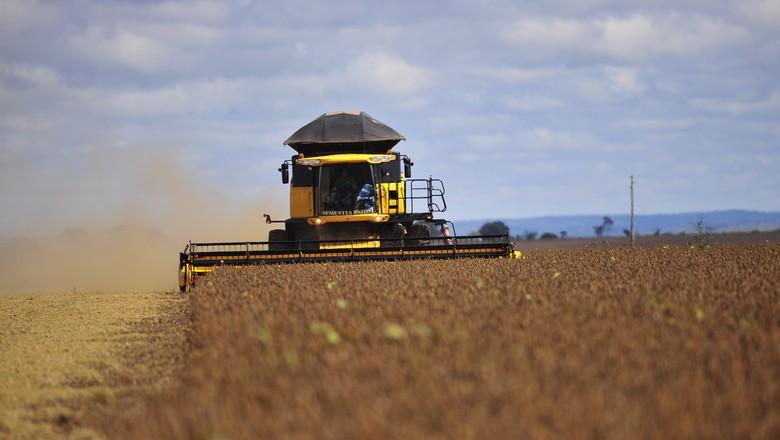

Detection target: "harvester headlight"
[297, 158, 321, 166]
[367, 155, 394, 164]
[315, 218, 322, 225]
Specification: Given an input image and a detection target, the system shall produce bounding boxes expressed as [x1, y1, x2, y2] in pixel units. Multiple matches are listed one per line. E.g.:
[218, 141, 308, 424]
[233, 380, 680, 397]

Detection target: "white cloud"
[273, 74, 331, 97]
[99, 78, 250, 116]
[429, 114, 513, 133]
[501, 14, 750, 60]
[68, 22, 223, 73]
[395, 97, 431, 110]
[545, 65, 650, 103]
[70, 27, 171, 73]
[346, 52, 431, 96]
[150, 1, 232, 23]
[294, 42, 308, 56]
[469, 66, 562, 83]
[604, 66, 646, 96]
[0, 114, 57, 133]
[465, 133, 508, 149]
[0, 63, 61, 89]
[502, 17, 590, 47]
[735, 0, 780, 28]
[502, 96, 565, 111]
[690, 90, 780, 115]
[599, 15, 659, 58]
[528, 128, 583, 150]
[521, 128, 642, 153]
[619, 118, 696, 131]
[0, 0, 58, 34]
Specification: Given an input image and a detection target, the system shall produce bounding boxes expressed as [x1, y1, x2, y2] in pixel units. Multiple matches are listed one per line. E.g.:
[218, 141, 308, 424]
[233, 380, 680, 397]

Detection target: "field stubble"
[105, 244, 780, 439]
[0, 292, 188, 439]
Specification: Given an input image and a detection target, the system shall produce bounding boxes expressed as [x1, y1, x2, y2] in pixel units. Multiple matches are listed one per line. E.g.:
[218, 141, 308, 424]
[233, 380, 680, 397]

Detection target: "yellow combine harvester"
[179, 111, 519, 291]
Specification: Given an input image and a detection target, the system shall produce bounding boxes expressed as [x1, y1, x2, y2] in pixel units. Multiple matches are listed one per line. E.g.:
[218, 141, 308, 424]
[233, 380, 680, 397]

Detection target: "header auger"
[179, 111, 519, 291]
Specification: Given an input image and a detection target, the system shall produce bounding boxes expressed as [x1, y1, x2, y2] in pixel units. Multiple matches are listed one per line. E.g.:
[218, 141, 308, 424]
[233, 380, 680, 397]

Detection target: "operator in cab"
[332, 169, 358, 212]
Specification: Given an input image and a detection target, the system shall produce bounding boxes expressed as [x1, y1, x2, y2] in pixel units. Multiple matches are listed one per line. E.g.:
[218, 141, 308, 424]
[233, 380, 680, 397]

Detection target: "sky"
[1, 0, 779, 238]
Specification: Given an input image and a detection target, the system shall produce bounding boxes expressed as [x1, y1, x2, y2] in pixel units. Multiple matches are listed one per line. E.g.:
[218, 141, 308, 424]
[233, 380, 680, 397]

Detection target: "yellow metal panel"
[290, 187, 314, 218]
[192, 266, 213, 273]
[397, 180, 405, 214]
[295, 153, 395, 166]
[319, 240, 381, 250]
[307, 213, 388, 224]
[378, 181, 405, 215]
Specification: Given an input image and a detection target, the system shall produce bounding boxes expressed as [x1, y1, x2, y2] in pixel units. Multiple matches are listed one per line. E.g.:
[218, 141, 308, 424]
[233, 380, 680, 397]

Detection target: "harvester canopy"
[284, 111, 405, 155]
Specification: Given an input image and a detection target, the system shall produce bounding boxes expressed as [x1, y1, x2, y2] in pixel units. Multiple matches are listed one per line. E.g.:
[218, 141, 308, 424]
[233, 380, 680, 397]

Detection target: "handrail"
[401, 177, 447, 214]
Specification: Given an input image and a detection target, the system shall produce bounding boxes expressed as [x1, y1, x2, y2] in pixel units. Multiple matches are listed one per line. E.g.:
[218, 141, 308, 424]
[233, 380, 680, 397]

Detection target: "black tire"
[268, 229, 288, 250]
[286, 222, 319, 250]
[408, 223, 432, 246]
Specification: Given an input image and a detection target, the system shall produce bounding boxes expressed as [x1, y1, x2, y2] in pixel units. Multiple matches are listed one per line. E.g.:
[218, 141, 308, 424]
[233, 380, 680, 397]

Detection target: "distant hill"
[453, 210, 780, 238]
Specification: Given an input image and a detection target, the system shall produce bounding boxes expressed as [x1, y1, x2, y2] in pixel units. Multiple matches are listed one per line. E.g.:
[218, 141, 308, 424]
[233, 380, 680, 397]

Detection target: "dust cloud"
[0, 145, 284, 294]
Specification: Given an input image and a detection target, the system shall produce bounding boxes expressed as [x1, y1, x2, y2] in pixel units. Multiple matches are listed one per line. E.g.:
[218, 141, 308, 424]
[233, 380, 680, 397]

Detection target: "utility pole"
[630, 175, 635, 247]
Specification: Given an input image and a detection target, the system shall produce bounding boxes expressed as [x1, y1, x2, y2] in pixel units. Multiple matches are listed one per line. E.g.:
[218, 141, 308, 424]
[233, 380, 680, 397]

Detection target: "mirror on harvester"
[404, 159, 412, 178]
[280, 162, 289, 184]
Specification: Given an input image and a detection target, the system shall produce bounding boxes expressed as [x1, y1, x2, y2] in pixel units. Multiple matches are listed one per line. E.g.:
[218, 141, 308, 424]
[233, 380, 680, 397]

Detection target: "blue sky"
[1, 0, 779, 236]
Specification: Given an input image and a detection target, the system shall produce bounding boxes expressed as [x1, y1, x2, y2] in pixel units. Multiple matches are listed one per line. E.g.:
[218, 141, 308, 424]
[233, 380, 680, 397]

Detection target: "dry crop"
[104, 245, 780, 439]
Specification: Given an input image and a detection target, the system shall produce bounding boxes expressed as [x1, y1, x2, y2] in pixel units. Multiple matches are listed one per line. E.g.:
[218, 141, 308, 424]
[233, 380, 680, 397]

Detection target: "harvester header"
[179, 111, 519, 291]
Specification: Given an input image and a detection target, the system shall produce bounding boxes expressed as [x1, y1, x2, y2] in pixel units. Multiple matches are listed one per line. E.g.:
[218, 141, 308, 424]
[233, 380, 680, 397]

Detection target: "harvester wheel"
[178, 260, 192, 293]
[268, 229, 289, 250]
[408, 223, 431, 246]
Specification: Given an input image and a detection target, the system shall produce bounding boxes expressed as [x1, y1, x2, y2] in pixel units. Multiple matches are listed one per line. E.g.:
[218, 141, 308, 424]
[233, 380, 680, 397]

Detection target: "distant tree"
[654, 229, 661, 236]
[540, 232, 558, 240]
[560, 230, 567, 239]
[694, 218, 712, 249]
[623, 229, 631, 237]
[479, 221, 510, 236]
[523, 230, 538, 240]
[594, 216, 614, 237]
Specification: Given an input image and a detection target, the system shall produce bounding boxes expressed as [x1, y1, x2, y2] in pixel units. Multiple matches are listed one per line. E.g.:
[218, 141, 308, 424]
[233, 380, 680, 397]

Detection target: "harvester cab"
[272, 151, 448, 246]
[179, 111, 519, 291]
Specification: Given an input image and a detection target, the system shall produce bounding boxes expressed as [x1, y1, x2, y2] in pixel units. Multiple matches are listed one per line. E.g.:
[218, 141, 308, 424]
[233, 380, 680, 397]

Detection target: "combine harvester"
[179, 111, 520, 291]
